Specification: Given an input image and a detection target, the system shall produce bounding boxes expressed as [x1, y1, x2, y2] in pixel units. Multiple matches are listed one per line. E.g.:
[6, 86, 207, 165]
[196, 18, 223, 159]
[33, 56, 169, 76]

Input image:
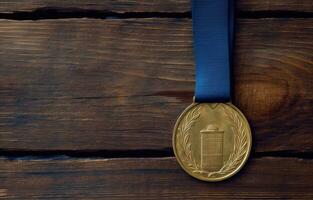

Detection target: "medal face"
[173, 103, 252, 182]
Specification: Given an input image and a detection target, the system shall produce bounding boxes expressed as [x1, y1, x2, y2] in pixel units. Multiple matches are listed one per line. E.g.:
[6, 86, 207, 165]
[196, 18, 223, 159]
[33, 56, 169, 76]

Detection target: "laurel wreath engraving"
[207, 105, 248, 177]
[177, 104, 248, 177]
[177, 106, 201, 173]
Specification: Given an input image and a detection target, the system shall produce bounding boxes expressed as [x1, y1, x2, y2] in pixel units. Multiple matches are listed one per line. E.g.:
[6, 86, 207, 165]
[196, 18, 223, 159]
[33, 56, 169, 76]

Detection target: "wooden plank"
[0, 0, 312, 13]
[0, 0, 192, 13]
[239, 0, 313, 12]
[0, 157, 312, 199]
[0, 18, 312, 152]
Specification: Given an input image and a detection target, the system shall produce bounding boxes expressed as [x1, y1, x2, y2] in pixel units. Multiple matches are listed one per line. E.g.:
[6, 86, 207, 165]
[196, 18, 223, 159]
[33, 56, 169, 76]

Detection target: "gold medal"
[173, 103, 252, 182]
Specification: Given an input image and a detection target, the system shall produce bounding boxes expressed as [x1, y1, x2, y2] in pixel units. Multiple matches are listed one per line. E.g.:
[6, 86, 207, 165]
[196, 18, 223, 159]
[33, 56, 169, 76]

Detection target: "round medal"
[173, 103, 252, 182]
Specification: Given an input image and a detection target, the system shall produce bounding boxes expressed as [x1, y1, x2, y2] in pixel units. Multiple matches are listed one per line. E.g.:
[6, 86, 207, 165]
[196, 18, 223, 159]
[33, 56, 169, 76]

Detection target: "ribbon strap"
[193, 0, 234, 102]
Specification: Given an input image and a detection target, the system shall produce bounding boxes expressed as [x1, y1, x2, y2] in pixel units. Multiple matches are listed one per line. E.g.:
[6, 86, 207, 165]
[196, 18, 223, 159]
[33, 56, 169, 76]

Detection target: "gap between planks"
[0, 9, 313, 21]
[0, 149, 312, 161]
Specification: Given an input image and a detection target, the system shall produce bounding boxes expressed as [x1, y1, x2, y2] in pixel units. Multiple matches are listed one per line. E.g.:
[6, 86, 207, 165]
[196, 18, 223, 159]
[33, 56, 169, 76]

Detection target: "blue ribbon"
[192, 0, 234, 102]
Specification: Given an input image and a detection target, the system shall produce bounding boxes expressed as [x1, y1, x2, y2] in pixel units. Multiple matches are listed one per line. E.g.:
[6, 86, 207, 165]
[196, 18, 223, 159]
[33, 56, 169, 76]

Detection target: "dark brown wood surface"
[1, 157, 312, 199]
[0, 0, 312, 13]
[0, 18, 312, 152]
[0, 1, 312, 199]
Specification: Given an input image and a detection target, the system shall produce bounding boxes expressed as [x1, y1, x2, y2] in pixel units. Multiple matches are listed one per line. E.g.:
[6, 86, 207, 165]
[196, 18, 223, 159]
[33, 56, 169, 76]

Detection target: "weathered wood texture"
[0, 18, 312, 152]
[0, 0, 312, 13]
[239, 0, 313, 12]
[0, 157, 312, 199]
[0, 1, 312, 199]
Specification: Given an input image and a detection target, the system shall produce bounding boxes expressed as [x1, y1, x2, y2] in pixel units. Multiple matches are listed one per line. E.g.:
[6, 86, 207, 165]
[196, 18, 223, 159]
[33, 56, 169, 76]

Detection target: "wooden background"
[0, 1, 312, 199]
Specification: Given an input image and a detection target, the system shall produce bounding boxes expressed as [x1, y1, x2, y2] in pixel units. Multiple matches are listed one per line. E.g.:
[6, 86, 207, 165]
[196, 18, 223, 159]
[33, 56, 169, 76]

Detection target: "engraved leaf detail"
[177, 106, 201, 172]
[207, 105, 249, 177]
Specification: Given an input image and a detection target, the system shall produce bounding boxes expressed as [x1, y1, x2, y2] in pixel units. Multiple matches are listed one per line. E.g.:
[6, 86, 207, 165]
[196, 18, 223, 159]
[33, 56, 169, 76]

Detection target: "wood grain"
[239, 0, 313, 12]
[0, 0, 312, 13]
[0, 157, 312, 199]
[0, 18, 312, 152]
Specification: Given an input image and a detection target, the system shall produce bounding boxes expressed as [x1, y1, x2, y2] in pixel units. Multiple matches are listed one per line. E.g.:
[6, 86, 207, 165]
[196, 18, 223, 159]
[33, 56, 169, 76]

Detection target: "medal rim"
[172, 102, 252, 182]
